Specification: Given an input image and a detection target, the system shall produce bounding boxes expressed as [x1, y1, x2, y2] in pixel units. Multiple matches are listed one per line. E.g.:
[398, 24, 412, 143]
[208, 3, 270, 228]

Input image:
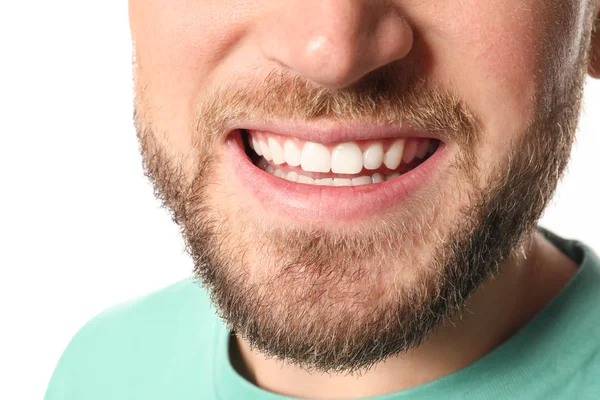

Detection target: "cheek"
[457, 17, 538, 167]
[132, 0, 249, 78]
[130, 0, 253, 174]
[431, 3, 538, 134]
[417, 0, 574, 170]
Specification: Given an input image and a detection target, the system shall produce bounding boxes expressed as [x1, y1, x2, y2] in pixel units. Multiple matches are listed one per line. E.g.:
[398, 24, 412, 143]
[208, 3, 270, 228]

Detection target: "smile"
[245, 129, 439, 186]
[224, 123, 448, 221]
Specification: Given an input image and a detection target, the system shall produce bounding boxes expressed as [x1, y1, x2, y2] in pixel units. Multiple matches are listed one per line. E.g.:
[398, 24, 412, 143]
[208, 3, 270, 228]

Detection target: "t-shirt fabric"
[45, 228, 600, 399]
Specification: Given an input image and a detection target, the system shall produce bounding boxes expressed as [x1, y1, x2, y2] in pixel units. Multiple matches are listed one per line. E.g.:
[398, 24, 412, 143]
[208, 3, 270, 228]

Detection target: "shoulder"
[45, 279, 220, 399]
[68, 278, 216, 346]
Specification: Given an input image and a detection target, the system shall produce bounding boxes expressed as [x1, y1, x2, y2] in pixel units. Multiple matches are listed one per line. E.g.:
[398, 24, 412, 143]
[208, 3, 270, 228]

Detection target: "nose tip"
[258, 1, 414, 89]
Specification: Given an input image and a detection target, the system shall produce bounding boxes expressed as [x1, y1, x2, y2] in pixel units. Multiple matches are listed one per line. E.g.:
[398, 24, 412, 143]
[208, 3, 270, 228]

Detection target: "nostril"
[256, 1, 413, 90]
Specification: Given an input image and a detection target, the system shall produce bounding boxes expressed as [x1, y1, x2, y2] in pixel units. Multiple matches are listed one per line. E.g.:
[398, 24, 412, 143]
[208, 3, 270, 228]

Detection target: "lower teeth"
[259, 162, 402, 186]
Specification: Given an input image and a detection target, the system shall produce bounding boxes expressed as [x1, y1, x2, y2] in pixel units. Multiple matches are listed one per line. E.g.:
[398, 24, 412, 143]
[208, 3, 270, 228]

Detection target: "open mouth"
[239, 129, 441, 187]
[224, 125, 447, 221]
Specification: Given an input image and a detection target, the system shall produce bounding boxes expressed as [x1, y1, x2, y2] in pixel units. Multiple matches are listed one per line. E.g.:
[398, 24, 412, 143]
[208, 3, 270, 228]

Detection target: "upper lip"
[228, 119, 445, 144]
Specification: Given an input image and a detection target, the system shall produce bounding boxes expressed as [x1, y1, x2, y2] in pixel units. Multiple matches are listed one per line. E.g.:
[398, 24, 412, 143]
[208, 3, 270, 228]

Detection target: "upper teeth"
[301, 142, 331, 173]
[331, 142, 363, 174]
[363, 142, 384, 170]
[248, 132, 434, 174]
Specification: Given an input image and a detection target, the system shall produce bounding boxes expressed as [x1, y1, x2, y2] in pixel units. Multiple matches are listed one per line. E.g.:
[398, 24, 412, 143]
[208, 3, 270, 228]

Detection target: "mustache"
[195, 69, 481, 149]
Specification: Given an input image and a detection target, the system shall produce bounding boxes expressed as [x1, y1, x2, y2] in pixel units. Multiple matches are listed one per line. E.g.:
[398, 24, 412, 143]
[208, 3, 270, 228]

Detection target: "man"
[46, 0, 600, 399]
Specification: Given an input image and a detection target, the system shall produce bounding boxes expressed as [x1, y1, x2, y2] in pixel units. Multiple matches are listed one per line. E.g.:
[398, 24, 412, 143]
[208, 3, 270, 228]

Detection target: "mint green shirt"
[45, 229, 600, 399]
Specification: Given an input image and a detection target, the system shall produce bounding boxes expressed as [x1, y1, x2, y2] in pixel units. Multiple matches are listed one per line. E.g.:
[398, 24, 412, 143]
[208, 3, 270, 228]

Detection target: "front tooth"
[352, 176, 372, 186]
[332, 178, 352, 186]
[331, 142, 363, 174]
[315, 178, 333, 186]
[273, 168, 286, 178]
[383, 139, 405, 170]
[269, 138, 285, 164]
[260, 140, 272, 161]
[363, 143, 384, 170]
[284, 140, 301, 167]
[301, 142, 331, 173]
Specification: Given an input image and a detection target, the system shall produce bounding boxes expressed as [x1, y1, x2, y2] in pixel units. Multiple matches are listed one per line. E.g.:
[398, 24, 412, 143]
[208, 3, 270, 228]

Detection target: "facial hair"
[133, 13, 592, 374]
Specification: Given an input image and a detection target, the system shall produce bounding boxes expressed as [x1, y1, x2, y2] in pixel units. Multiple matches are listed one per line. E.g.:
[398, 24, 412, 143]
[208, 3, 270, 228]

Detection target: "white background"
[0, 2, 599, 399]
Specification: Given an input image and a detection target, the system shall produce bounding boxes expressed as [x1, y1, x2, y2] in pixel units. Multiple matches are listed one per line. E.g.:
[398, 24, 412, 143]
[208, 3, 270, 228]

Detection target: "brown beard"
[133, 10, 592, 374]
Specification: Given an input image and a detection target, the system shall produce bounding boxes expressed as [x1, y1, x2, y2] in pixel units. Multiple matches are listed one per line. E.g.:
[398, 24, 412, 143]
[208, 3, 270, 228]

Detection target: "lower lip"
[224, 131, 448, 222]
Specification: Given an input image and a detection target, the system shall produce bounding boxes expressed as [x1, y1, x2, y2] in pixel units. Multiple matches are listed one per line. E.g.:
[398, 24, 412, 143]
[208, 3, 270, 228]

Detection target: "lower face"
[130, 0, 594, 373]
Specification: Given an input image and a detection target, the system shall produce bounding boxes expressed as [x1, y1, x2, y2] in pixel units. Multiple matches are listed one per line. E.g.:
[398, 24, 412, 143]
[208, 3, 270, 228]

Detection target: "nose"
[257, 0, 414, 89]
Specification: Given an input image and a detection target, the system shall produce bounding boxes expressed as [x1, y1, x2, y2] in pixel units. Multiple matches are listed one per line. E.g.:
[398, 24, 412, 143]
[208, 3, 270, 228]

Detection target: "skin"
[232, 237, 578, 398]
[129, 1, 600, 398]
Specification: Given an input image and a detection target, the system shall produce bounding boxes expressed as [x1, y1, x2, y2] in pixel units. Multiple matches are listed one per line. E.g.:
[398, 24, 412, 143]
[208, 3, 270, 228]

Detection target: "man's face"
[129, 0, 596, 373]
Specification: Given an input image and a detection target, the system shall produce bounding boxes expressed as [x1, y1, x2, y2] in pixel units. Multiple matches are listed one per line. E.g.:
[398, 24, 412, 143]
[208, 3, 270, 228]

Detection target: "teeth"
[273, 169, 286, 178]
[286, 171, 299, 182]
[315, 178, 333, 186]
[383, 139, 405, 170]
[252, 137, 263, 156]
[269, 138, 285, 164]
[256, 158, 268, 170]
[284, 140, 302, 167]
[386, 172, 401, 181]
[372, 173, 384, 183]
[332, 178, 352, 186]
[259, 162, 408, 186]
[415, 140, 429, 159]
[331, 142, 363, 174]
[352, 176, 372, 186]
[363, 142, 384, 170]
[301, 142, 331, 173]
[248, 133, 438, 177]
[402, 140, 418, 164]
[261, 140, 272, 161]
[298, 175, 315, 184]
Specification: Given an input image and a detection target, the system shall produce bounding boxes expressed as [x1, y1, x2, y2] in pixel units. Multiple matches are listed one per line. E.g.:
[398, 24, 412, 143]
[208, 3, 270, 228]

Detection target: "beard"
[133, 21, 591, 374]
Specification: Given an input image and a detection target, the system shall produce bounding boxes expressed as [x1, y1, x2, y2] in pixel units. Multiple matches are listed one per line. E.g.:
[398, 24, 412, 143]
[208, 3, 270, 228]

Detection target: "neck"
[230, 231, 577, 399]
